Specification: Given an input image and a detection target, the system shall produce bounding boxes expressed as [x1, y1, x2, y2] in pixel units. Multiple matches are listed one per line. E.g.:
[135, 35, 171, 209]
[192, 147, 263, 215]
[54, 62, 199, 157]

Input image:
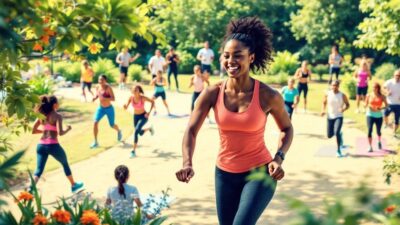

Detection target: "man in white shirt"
[148, 49, 166, 79]
[384, 69, 400, 137]
[116, 47, 140, 89]
[197, 41, 214, 77]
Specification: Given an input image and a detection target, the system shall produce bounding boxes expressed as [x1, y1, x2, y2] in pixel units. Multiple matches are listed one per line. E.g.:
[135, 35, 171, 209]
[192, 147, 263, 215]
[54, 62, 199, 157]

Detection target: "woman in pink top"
[189, 65, 210, 111]
[354, 60, 371, 113]
[176, 17, 293, 225]
[123, 85, 155, 158]
[31, 95, 83, 193]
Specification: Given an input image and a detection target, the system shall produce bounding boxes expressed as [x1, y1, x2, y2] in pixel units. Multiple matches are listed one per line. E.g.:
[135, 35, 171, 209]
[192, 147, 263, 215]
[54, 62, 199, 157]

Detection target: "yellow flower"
[32, 214, 48, 225]
[88, 43, 103, 54]
[80, 210, 100, 225]
[52, 210, 71, 224]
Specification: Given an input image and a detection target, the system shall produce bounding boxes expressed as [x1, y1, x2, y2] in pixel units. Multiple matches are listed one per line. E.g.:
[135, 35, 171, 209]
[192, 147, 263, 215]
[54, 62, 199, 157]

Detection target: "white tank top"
[193, 75, 204, 93]
[327, 90, 344, 119]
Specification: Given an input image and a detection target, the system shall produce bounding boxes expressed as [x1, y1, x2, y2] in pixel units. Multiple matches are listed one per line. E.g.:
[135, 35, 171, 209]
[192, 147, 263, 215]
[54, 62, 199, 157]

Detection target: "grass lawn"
[12, 98, 134, 174]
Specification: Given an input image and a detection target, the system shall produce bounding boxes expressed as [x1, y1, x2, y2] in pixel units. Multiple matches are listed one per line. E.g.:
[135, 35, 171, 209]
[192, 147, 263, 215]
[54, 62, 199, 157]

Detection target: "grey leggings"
[215, 166, 276, 225]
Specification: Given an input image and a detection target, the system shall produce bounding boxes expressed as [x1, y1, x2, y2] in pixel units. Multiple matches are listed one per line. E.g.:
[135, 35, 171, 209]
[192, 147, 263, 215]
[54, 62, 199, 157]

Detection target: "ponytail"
[37, 95, 58, 116]
[114, 165, 129, 199]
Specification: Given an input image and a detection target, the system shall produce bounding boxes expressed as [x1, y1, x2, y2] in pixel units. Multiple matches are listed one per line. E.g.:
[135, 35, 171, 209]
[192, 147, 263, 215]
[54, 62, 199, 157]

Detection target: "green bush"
[28, 75, 55, 95]
[255, 73, 289, 85]
[375, 63, 397, 80]
[129, 64, 145, 82]
[341, 73, 357, 100]
[54, 61, 81, 83]
[268, 51, 299, 76]
[177, 50, 197, 74]
[91, 58, 118, 84]
[313, 64, 329, 81]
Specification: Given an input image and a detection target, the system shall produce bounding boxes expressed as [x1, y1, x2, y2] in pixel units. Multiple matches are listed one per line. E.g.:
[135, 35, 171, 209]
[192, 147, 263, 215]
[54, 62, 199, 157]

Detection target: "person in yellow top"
[81, 60, 94, 102]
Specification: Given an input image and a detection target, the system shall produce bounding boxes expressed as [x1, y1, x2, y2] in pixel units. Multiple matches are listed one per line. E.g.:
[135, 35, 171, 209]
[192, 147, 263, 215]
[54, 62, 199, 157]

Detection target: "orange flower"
[385, 205, 397, 213]
[34, 1, 41, 7]
[42, 56, 49, 62]
[41, 35, 50, 45]
[80, 210, 100, 225]
[52, 210, 71, 224]
[44, 27, 56, 37]
[33, 214, 48, 225]
[43, 16, 50, 24]
[17, 191, 34, 202]
[33, 43, 43, 52]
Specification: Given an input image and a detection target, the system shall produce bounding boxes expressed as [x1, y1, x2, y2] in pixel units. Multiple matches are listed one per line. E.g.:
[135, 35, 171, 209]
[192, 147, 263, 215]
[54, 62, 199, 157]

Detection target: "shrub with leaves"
[341, 73, 357, 100]
[92, 58, 118, 84]
[54, 61, 81, 83]
[383, 155, 400, 185]
[375, 63, 397, 81]
[129, 64, 145, 82]
[28, 75, 55, 95]
[268, 51, 299, 76]
[313, 64, 329, 81]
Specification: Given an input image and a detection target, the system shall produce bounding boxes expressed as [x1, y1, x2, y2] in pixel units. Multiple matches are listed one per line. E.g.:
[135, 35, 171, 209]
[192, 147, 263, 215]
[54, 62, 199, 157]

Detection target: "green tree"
[289, 0, 364, 47]
[355, 0, 400, 55]
[0, 0, 166, 191]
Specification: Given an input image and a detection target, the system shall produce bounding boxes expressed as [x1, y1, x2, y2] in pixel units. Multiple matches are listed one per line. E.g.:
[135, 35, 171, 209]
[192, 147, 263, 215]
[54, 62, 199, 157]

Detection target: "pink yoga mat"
[354, 137, 397, 157]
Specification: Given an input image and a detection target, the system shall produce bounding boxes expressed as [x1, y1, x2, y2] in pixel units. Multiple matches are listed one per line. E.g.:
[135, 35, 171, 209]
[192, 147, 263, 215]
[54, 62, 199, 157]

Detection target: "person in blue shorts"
[91, 75, 122, 148]
[281, 78, 299, 119]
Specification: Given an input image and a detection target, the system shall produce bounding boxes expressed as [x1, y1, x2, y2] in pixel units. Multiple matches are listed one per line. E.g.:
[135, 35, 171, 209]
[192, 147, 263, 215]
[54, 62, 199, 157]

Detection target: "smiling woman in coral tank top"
[176, 17, 294, 225]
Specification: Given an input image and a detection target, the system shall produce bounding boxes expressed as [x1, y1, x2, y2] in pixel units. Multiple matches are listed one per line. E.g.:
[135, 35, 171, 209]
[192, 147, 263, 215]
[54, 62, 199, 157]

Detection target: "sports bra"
[40, 121, 58, 144]
[99, 87, 111, 98]
[131, 96, 145, 111]
[301, 70, 309, 78]
[369, 95, 383, 109]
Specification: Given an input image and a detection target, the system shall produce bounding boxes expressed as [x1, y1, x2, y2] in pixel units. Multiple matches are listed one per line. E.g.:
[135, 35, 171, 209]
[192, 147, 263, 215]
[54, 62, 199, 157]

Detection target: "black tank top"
[168, 54, 177, 69]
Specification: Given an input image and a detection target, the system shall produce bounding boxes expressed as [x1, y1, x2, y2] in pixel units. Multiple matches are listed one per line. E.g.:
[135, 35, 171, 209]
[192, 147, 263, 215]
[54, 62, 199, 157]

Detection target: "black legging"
[327, 117, 343, 151]
[167, 67, 179, 89]
[367, 116, 383, 138]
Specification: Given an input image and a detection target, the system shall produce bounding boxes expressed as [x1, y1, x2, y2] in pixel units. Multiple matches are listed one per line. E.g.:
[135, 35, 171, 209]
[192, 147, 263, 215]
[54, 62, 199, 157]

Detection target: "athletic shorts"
[384, 104, 400, 125]
[201, 64, 212, 73]
[81, 82, 92, 91]
[154, 91, 166, 100]
[119, 66, 128, 75]
[357, 86, 368, 96]
[93, 105, 115, 127]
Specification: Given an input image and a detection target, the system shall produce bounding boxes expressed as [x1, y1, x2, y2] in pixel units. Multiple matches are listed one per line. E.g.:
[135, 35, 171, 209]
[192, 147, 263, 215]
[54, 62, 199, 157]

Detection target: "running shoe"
[336, 150, 344, 158]
[378, 141, 382, 150]
[368, 147, 373, 152]
[117, 130, 122, 142]
[90, 141, 99, 149]
[149, 125, 155, 136]
[130, 151, 137, 158]
[71, 182, 84, 193]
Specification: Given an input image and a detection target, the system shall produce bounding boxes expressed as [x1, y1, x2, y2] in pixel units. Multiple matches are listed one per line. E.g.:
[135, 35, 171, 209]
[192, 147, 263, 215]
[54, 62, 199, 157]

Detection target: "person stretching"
[31, 95, 83, 193]
[91, 75, 122, 148]
[124, 85, 155, 158]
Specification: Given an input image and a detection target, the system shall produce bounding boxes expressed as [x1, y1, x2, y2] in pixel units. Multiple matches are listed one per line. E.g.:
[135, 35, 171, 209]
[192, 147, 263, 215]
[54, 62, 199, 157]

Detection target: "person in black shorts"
[294, 61, 312, 113]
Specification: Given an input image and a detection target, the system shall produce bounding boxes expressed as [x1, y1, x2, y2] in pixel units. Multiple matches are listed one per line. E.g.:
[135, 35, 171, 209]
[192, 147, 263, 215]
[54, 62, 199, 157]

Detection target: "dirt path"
[2, 85, 399, 225]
